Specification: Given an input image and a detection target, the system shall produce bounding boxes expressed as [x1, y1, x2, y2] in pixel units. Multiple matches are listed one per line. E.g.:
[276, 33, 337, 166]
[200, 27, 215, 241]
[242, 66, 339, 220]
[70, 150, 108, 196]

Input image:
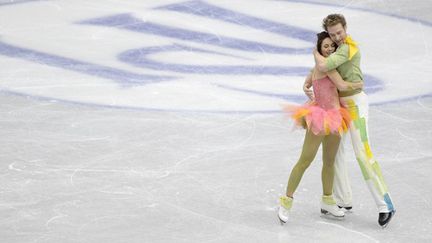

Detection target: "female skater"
[278, 31, 363, 224]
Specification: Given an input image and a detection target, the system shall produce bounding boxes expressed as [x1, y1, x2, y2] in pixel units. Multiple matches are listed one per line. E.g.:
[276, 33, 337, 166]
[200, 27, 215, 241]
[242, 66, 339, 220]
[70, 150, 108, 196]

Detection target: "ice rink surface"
[1, 0, 432, 242]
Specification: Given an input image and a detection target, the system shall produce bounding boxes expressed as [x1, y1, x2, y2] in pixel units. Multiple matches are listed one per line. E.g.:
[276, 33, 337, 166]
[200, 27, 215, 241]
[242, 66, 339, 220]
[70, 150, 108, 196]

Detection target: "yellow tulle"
[291, 108, 310, 120]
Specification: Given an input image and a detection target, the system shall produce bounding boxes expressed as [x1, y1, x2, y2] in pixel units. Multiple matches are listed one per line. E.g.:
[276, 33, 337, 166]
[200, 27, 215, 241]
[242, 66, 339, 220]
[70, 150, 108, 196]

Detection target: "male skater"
[306, 14, 396, 228]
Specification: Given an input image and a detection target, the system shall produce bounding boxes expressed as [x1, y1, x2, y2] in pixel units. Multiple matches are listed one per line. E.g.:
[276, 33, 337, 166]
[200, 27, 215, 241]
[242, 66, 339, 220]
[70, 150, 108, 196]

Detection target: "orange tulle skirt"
[284, 102, 352, 136]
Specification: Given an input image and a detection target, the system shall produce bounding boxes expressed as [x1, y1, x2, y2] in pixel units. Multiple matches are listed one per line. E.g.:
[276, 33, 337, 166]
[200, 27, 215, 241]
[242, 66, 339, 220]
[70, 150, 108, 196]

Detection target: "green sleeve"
[325, 44, 349, 71]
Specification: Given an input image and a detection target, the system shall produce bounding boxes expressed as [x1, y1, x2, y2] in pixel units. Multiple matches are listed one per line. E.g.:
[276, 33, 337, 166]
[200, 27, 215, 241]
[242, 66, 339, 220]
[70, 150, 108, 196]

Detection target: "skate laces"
[279, 196, 293, 209]
[322, 195, 337, 205]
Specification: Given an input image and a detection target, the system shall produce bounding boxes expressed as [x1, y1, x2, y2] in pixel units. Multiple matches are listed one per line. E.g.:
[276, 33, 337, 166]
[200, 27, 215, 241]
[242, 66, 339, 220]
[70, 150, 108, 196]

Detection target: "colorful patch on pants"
[384, 193, 395, 211]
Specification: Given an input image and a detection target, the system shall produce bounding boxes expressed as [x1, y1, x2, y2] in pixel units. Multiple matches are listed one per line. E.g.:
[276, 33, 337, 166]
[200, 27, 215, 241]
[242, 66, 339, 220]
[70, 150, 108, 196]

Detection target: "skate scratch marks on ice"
[317, 221, 379, 242]
[162, 200, 277, 236]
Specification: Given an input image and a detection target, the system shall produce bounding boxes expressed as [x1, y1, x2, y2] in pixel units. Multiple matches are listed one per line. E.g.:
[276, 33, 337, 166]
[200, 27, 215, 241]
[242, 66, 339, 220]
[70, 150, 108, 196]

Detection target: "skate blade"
[279, 219, 285, 225]
[337, 205, 353, 211]
[381, 219, 391, 229]
[278, 215, 287, 225]
[380, 211, 396, 229]
[320, 209, 345, 220]
[343, 209, 353, 214]
[338, 206, 353, 213]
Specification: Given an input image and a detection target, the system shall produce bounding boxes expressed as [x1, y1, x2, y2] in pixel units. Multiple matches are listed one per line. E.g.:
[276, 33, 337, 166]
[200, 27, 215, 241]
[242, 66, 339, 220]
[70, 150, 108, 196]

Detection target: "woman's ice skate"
[278, 196, 293, 225]
[320, 195, 345, 218]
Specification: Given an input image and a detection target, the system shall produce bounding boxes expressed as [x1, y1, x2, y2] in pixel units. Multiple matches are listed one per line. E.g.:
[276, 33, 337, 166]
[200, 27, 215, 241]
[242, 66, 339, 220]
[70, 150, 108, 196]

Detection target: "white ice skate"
[278, 196, 293, 225]
[320, 195, 345, 218]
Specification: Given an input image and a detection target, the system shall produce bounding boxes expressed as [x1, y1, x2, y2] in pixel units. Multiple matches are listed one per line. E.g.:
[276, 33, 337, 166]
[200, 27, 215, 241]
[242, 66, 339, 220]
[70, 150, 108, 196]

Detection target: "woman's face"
[321, 37, 336, 57]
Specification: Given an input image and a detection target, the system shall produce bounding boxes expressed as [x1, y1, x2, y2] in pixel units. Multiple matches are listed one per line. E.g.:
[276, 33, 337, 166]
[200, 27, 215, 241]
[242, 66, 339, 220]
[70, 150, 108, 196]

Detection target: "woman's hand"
[303, 78, 314, 100]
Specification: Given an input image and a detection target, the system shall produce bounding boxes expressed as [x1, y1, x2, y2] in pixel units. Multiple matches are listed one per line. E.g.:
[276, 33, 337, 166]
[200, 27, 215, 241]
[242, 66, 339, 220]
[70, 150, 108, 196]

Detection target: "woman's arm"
[313, 48, 328, 72]
[327, 69, 363, 91]
[303, 71, 314, 100]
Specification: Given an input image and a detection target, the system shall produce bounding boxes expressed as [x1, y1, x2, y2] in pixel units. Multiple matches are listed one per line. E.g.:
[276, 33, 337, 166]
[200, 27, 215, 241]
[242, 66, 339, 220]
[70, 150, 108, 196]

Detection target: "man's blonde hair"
[322, 14, 346, 31]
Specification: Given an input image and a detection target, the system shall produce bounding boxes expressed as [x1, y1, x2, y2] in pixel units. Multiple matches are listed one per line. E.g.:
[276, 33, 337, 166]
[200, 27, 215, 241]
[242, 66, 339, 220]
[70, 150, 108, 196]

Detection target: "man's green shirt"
[325, 44, 363, 97]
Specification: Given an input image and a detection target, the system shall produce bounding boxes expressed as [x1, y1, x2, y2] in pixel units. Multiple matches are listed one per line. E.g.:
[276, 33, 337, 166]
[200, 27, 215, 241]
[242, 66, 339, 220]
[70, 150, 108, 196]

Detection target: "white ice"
[0, 0, 432, 242]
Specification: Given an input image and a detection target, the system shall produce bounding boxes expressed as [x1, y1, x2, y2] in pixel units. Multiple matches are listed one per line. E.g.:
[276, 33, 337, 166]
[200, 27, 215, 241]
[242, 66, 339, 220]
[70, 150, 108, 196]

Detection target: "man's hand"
[352, 80, 364, 90]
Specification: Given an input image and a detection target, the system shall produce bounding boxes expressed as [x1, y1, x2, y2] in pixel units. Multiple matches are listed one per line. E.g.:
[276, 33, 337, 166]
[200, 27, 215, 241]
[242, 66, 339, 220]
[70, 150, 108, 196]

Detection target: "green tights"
[286, 130, 341, 197]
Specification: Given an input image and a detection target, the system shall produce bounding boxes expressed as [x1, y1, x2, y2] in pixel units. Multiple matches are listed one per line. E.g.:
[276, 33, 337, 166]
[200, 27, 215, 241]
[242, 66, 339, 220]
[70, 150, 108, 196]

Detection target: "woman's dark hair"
[316, 31, 331, 55]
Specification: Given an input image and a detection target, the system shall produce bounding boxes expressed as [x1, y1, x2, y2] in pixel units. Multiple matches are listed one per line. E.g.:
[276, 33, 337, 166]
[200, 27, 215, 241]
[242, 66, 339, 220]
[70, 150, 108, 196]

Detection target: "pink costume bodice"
[312, 76, 340, 110]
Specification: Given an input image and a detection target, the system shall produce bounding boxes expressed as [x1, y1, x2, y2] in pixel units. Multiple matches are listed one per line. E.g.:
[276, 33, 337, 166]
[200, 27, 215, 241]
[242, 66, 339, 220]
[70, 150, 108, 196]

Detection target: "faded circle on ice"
[0, 0, 431, 113]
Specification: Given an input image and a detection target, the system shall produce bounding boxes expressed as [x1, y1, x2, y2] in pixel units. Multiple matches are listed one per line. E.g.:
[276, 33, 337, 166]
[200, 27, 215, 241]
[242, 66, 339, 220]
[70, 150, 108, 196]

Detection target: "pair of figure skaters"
[278, 14, 395, 228]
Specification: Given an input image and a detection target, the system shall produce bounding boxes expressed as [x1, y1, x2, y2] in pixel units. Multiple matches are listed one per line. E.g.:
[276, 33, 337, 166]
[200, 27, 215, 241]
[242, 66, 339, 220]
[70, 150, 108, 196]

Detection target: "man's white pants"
[333, 92, 394, 213]
[333, 134, 352, 207]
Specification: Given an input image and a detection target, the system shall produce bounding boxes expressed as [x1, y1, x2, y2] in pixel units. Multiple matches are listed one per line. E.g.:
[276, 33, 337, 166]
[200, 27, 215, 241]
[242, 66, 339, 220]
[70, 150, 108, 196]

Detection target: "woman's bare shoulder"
[312, 67, 327, 80]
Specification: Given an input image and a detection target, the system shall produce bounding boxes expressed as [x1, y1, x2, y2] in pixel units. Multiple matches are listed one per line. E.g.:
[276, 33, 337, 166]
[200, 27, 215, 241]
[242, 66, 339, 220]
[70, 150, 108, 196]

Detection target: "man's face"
[327, 23, 347, 46]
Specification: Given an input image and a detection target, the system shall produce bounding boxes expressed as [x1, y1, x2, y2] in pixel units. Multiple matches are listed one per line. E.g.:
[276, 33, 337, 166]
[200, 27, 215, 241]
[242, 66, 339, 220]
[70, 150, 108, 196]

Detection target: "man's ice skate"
[320, 195, 344, 218]
[337, 203, 353, 212]
[378, 210, 395, 228]
[278, 196, 293, 225]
